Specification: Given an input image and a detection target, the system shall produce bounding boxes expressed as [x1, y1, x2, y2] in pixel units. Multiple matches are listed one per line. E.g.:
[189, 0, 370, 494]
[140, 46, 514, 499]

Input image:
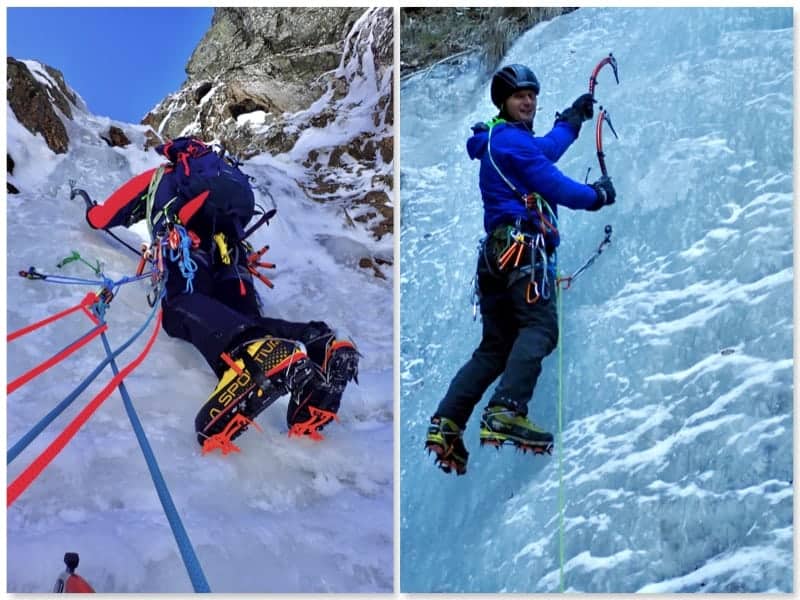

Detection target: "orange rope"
[8, 311, 162, 506]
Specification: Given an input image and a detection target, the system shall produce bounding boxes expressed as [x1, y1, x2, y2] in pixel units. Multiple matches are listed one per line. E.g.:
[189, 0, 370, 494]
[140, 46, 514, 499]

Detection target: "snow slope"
[400, 7, 792, 593]
[7, 62, 393, 592]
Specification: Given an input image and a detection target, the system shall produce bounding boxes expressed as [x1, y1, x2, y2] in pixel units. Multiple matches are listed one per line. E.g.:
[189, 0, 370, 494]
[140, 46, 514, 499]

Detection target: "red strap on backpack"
[64, 574, 95, 593]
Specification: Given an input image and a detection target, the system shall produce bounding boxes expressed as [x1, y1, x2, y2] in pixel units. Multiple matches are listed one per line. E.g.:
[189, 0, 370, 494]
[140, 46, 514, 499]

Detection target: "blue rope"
[99, 328, 211, 593]
[21, 270, 155, 288]
[168, 226, 197, 293]
[24, 273, 106, 286]
[7, 296, 162, 464]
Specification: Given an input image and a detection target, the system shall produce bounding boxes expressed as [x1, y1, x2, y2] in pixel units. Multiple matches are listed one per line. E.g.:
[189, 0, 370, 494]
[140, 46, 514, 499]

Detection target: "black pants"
[434, 248, 559, 430]
[160, 247, 332, 378]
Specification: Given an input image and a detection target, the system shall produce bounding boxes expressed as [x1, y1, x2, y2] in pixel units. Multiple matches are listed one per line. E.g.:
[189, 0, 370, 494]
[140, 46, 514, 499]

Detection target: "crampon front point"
[425, 441, 467, 476]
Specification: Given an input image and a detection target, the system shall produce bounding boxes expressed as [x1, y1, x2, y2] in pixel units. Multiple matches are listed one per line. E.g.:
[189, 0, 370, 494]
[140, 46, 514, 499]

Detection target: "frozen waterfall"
[400, 7, 792, 593]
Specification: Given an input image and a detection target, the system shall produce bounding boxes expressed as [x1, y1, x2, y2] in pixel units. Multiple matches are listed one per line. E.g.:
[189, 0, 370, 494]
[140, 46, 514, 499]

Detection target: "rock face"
[100, 125, 131, 148]
[6, 57, 77, 154]
[6, 9, 394, 249]
[143, 7, 363, 146]
[400, 8, 576, 77]
[144, 7, 394, 242]
[7, 153, 19, 194]
[297, 7, 394, 241]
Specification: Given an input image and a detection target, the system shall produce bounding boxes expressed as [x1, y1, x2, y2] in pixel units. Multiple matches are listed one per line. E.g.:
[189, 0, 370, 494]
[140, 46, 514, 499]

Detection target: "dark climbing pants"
[435, 253, 559, 429]
[160, 247, 332, 377]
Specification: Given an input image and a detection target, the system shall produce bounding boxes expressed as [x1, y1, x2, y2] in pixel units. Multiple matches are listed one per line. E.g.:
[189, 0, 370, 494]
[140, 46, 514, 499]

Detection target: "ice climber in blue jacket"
[425, 64, 617, 475]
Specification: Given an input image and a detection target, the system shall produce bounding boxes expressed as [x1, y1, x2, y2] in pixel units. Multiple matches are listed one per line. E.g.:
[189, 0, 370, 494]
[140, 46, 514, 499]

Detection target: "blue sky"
[7, 7, 214, 123]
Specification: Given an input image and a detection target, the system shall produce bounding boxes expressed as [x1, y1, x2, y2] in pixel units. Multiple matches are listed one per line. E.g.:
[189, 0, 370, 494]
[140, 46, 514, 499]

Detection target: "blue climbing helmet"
[490, 64, 540, 108]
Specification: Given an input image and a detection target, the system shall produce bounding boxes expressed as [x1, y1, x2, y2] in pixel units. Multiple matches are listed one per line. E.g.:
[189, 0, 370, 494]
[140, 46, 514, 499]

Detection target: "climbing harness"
[481, 117, 562, 306]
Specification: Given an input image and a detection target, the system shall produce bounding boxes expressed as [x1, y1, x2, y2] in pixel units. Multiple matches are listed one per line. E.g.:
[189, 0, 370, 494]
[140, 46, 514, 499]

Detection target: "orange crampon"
[287, 406, 339, 441]
[202, 413, 263, 455]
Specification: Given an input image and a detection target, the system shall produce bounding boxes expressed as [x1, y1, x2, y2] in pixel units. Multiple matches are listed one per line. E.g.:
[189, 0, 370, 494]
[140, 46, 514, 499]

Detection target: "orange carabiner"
[168, 227, 181, 251]
[526, 281, 540, 304]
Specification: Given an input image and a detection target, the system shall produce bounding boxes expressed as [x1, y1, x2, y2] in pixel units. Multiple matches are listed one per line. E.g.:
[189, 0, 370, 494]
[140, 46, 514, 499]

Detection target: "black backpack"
[156, 137, 255, 240]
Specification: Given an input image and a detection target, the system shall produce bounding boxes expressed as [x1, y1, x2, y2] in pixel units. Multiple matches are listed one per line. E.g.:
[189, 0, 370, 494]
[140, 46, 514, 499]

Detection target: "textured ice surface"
[400, 7, 792, 593]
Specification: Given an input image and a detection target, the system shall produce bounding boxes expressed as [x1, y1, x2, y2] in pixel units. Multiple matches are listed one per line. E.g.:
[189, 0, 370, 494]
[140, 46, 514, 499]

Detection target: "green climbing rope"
[557, 276, 565, 592]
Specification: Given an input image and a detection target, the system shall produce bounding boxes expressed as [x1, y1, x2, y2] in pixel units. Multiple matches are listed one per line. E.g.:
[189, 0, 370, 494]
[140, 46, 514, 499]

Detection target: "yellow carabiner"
[214, 232, 231, 265]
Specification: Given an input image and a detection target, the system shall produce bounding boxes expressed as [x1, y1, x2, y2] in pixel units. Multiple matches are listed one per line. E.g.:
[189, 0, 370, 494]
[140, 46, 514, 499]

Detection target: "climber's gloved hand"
[555, 93, 596, 133]
[588, 175, 616, 211]
[571, 93, 596, 121]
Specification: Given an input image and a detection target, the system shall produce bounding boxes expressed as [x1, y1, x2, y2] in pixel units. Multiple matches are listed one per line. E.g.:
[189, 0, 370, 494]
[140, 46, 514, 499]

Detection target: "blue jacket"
[466, 119, 598, 243]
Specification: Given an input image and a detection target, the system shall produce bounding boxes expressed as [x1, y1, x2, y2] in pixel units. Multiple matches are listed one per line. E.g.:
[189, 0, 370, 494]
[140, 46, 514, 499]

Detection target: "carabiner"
[526, 281, 540, 304]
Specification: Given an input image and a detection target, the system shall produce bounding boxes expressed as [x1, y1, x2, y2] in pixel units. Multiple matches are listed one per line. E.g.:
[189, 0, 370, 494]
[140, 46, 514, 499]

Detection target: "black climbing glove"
[555, 93, 596, 132]
[571, 93, 596, 121]
[588, 176, 616, 211]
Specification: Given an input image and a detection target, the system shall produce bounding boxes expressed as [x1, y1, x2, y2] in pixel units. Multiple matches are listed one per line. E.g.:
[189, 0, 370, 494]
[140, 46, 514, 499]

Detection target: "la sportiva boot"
[196, 337, 315, 454]
[286, 338, 359, 440]
[479, 406, 554, 454]
[425, 416, 469, 475]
